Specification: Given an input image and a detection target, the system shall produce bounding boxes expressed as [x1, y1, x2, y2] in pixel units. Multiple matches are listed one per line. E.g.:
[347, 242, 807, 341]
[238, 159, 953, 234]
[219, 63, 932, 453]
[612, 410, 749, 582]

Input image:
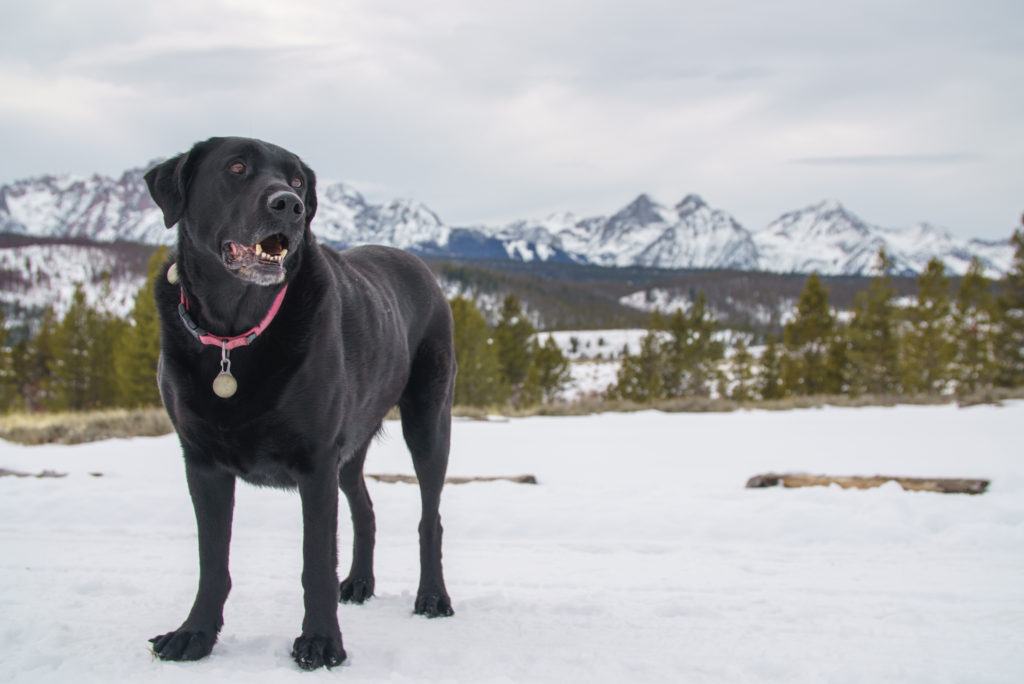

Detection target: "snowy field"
[2, 403, 1023, 683]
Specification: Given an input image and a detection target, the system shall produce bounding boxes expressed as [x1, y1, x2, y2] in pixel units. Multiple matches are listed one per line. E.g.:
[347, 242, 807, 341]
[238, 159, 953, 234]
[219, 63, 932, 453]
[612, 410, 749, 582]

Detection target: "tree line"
[1, 226, 1022, 413]
[0, 247, 166, 412]
[608, 228, 1024, 402]
[0, 249, 572, 412]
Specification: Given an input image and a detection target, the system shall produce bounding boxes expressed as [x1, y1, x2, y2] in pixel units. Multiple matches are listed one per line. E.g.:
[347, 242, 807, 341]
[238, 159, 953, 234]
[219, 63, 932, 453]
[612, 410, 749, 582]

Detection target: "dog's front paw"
[414, 591, 454, 618]
[291, 633, 346, 670]
[339, 575, 375, 604]
[149, 629, 218, 661]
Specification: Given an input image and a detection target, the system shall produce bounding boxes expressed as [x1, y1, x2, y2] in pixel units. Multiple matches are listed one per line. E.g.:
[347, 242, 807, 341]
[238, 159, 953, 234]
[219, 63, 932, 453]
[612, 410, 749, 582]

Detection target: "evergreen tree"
[758, 334, 785, 400]
[954, 257, 997, 394]
[901, 258, 955, 395]
[116, 246, 166, 407]
[43, 284, 127, 410]
[662, 294, 724, 397]
[521, 335, 572, 405]
[90, 307, 128, 408]
[607, 331, 666, 402]
[0, 307, 13, 411]
[450, 296, 507, 407]
[494, 294, 536, 391]
[781, 273, 836, 395]
[7, 339, 29, 412]
[23, 307, 59, 410]
[847, 249, 901, 395]
[728, 336, 756, 401]
[51, 286, 96, 410]
[994, 227, 1024, 387]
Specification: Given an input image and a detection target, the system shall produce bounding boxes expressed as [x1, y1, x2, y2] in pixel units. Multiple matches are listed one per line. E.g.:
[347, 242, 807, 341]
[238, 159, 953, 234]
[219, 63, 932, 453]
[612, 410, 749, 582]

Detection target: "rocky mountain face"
[1, 165, 1012, 277]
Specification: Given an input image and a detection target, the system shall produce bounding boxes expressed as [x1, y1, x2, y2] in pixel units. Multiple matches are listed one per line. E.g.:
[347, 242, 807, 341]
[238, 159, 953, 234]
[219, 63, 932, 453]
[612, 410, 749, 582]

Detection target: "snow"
[0, 243, 142, 319]
[2, 402, 1022, 683]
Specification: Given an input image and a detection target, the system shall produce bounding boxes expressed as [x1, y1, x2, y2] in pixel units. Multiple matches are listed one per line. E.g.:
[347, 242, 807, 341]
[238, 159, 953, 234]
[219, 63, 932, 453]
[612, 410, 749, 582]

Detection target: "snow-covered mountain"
[0, 166, 1015, 278]
[755, 199, 1013, 276]
[0, 168, 170, 245]
[480, 194, 760, 270]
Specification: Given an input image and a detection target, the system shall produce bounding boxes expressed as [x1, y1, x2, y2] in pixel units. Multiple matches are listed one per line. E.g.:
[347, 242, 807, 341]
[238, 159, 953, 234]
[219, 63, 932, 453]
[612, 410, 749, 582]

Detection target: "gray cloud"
[0, 0, 1022, 240]
[793, 154, 983, 167]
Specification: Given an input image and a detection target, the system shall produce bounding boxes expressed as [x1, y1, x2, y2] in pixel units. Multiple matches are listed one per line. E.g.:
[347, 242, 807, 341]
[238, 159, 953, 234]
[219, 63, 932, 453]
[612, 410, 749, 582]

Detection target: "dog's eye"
[291, 177, 303, 189]
[229, 162, 246, 175]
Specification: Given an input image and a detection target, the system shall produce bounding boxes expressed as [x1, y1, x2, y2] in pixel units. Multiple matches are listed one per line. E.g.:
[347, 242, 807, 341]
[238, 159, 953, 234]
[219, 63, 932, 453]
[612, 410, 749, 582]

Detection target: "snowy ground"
[2, 403, 1023, 683]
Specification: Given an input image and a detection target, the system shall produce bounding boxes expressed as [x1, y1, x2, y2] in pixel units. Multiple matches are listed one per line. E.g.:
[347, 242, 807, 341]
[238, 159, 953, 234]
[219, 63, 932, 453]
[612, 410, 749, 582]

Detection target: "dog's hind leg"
[338, 439, 375, 604]
[399, 341, 456, 618]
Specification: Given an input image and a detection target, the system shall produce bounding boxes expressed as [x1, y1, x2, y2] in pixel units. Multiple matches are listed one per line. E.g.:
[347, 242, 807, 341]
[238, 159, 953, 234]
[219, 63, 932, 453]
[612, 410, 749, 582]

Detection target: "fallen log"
[745, 473, 989, 495]
[0, 468, 68, 479]
[367, 473, 538, 485]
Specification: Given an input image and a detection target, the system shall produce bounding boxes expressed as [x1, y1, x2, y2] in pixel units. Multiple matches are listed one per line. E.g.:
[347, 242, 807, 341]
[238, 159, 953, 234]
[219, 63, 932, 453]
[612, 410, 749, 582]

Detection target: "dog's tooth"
[280, 248, 288, 260]
[255, 243, 263, 255]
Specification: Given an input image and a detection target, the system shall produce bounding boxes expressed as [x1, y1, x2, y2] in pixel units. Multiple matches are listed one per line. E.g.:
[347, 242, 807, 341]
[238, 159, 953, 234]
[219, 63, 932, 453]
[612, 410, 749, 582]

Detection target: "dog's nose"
[267, 190, 305, 220]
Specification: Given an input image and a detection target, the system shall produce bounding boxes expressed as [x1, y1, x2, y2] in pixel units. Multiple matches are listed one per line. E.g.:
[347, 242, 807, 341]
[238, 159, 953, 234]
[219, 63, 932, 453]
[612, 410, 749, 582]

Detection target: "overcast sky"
[1, 0, 1022, 239]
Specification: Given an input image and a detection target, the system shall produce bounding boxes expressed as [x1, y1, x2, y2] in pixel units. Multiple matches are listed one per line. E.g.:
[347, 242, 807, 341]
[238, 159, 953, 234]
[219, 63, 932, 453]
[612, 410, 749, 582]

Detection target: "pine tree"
[994, 226, 1024, 387]
[0, 307, 13, 411]
[607, 331, 666, 403]
[7, 339, 29, 412]
[521, 335, 572, 406]
[954, 257, 997, 394]
[450, 296, 507, 407]
[116, 246, 167, 407]
[494, 294, 535, 388]
[51, 286, 96, 410]
[757, 334, 785, 400]
[901, 258, 955, 395]
[847, 249, 901, 396]
[91, 308, 128, 408]
[661, 294, 724, 397]
[781, 273, 837, 395]
[23, 307, 59, 410]
[823, 326, 850, 395]
[728, 336, 756, 401]
[45, 284, 128, 410]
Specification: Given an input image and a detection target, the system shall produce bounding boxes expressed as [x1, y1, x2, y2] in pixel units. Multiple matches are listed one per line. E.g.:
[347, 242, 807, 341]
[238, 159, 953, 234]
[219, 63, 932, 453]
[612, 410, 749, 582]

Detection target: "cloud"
[792, 154, 983, 167]
[0, 0, 1022, 239]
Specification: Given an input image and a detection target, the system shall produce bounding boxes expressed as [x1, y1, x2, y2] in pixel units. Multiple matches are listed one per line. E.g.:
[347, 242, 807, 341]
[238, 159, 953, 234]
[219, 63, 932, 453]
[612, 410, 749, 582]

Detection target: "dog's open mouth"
[222, 234, 290, 284]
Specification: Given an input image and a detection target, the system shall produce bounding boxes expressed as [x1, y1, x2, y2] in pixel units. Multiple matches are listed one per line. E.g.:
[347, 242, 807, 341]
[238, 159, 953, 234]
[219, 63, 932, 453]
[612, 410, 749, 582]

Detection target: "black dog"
[144, 137, 455, 670]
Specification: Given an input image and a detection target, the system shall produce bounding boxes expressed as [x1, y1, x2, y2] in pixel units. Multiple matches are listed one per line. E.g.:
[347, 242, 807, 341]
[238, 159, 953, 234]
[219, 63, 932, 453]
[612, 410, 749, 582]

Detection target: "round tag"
[212, 371, 238, 398]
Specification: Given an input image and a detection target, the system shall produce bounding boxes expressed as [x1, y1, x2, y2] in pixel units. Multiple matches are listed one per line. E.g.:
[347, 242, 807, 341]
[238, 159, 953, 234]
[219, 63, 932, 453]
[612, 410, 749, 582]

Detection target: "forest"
[0, 228, 1022, 413]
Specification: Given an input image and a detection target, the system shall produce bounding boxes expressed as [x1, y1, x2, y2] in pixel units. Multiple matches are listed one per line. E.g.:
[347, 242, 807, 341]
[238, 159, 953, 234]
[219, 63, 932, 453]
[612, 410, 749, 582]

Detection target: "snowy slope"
[0, 242, 144, 319]
[2, 403, 1022, 683]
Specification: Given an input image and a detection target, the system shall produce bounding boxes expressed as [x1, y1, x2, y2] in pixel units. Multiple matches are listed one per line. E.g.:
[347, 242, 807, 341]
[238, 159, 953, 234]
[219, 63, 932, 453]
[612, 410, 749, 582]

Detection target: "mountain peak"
[675, 194, 708, 216]
[610, 193, 670, 226]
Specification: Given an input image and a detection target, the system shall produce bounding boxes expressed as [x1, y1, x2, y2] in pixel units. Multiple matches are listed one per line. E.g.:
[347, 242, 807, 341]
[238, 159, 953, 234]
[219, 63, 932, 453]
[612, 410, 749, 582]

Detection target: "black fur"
[144, 137, 455, 670]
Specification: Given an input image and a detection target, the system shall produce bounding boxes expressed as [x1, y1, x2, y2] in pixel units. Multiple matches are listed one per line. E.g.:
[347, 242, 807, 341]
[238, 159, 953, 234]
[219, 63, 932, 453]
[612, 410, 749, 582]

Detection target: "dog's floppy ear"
[144, 146, 202, 228]
[301, 161, 318, 225]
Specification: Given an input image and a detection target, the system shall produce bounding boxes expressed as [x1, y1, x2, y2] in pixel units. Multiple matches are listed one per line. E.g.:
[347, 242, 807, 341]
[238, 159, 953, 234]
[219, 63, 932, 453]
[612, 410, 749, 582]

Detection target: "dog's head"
[145, 137, 318, 286]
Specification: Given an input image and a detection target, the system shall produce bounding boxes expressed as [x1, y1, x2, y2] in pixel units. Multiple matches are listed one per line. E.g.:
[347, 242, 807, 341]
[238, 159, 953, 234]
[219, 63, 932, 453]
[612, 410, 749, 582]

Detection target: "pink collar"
[178, 285, 289, 351]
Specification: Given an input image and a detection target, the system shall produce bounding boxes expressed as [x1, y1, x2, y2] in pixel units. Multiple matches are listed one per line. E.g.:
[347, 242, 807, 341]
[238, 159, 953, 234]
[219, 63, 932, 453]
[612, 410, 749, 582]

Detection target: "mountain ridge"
[0, 165, 1014, 277]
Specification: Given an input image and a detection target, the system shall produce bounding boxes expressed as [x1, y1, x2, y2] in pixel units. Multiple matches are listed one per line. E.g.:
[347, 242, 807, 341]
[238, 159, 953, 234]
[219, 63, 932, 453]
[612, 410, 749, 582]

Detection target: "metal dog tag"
[212, 343, 238, 398]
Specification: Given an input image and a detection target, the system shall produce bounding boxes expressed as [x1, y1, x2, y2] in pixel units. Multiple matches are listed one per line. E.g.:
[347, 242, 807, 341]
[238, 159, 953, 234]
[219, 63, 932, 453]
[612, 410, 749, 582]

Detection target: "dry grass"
[0, 407, 173, 446]
[2, 386, 1022, 446]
